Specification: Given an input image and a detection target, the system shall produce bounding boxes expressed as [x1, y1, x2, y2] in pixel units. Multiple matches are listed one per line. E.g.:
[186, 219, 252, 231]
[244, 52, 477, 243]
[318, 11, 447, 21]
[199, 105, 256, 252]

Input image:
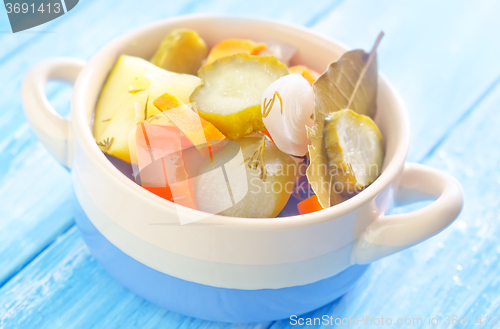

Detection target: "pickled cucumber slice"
[150, 29, 208, 75]
[323, 109, 384, 195]
[190, 54, 288, 139]
[195, 137, 297, 218]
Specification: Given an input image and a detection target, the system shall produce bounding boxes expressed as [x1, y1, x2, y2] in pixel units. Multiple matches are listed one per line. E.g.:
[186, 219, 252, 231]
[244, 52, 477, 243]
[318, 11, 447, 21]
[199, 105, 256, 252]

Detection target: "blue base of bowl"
[73, 196, 368, 323]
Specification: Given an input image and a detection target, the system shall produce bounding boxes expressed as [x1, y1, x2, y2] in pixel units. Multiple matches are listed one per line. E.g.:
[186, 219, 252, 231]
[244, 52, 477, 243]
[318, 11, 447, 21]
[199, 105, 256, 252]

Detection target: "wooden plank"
[269, 75, 500, 328]
[0, 0, 339, 65]
[0, 0, 96, 60]
[0, 88, 74, 287]
[310, 0, 500, 162]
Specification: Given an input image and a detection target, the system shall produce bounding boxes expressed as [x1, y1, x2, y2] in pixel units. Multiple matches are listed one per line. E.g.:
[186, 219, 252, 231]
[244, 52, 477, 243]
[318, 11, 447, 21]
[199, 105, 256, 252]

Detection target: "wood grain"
[0, 0, 499, 328]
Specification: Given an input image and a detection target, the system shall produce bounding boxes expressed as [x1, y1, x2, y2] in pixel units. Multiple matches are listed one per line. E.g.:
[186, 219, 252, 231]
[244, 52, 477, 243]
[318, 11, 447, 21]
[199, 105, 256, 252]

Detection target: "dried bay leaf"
[306, 32, 384, 208]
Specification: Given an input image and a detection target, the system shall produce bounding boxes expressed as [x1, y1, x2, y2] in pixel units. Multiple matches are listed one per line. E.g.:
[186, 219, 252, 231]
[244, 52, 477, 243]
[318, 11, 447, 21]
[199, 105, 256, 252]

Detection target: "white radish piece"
[261, 74, 314, 156]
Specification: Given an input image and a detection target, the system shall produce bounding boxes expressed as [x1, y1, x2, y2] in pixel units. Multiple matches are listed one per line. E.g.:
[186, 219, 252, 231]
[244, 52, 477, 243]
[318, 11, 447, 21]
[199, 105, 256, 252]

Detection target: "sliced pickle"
[150, 29, 208, 75]
[195, 137, 297, 218]
[323, 109, 384, 196]
[190, 54, 288, 139]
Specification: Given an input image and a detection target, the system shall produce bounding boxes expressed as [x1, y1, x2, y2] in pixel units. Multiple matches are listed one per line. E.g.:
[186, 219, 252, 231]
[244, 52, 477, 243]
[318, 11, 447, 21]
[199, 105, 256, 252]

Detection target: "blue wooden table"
[1, 0, 499, 328]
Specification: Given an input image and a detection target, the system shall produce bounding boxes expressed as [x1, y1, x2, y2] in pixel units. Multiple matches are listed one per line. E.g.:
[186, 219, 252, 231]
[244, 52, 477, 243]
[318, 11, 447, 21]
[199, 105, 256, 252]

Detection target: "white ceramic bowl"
[22, 15, 463, 323]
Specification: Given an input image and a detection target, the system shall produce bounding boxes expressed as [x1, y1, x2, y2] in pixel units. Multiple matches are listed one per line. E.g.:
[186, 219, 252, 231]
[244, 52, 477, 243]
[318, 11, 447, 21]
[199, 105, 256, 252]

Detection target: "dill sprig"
[245, 135, 268, 181]
[262, 91, 283, 118]
[96, 137, 114, 152]
[143, 95, 150, 121]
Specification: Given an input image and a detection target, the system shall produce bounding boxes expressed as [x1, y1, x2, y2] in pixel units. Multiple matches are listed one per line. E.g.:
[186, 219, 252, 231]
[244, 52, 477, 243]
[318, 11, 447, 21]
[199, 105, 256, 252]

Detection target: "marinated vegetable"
[190, 54, 288, 139]
[93, 30, 386, 219]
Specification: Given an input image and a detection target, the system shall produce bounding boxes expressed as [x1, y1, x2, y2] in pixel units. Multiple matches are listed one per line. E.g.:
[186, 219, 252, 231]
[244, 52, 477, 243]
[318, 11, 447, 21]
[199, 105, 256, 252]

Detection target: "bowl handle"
[22, 57, 86, 169]
[352, 163, 464, 264]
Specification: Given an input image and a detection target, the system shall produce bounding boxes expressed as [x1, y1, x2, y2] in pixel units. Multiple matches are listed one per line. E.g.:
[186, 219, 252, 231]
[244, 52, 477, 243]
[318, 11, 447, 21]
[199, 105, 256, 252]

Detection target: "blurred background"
[0, 0, 499, 328]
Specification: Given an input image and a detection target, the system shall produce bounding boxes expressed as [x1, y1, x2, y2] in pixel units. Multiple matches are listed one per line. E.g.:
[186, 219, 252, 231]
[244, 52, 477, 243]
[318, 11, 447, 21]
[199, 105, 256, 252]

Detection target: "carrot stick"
[135, 122, 198, 210]
[297, 194, 323, 214]
[154, 93, 226, 157]
[206, 39, 266, 64]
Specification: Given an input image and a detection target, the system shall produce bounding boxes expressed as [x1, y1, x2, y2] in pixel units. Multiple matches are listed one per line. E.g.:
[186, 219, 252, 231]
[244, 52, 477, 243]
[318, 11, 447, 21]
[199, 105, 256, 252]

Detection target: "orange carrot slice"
[154, 93, 226, 157]
[260, 130, 274, 142]
[289, 65, 321, 86]
[153, 91, 184, 110]
[297, 194, 323, 214]
[135, 122, 198, 210]
[206, 39, 266, 64]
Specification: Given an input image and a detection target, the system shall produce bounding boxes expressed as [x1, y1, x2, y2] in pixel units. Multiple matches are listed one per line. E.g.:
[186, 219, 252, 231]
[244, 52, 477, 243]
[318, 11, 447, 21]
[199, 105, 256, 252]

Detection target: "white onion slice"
[261, 74, 314, 156]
